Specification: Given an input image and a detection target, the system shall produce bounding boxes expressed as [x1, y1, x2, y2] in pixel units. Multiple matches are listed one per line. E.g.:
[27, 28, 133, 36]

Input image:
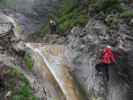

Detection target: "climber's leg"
[50, 25, 57, 34]
[99, 63, 109, 81]
[0, 77, 4, 91]
[95, 63, 104, 75]
[105, 64, 109, 81]
[95, 63, 109, 81]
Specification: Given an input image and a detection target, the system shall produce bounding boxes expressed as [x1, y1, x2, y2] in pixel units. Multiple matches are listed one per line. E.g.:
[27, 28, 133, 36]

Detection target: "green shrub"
[12, 95, 24, 100]
[91, 0, 123, 14]
[40, 24, 49, 34]
[105, 15, 120, 29]
[12, 95, 38, 100]
[41, 0, 89, 33]
[57, 0, 79, 16]
[77, 15, 89, 25]
[57, 0, 88, 32]
[19, 84, 33, 97]
[120, 10, 133, 18]
[0, 0, 16, 8]
[0, 67, 38, 100]
[24, 53, 33, 70]
[12, 70, 38, 100]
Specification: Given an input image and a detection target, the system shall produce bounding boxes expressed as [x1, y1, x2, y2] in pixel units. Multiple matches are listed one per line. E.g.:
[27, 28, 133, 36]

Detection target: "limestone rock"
[66, 18, 133, 100]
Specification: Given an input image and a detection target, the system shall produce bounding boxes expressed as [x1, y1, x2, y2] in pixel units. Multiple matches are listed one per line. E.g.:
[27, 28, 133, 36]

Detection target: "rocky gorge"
[0, 0, 133, 100]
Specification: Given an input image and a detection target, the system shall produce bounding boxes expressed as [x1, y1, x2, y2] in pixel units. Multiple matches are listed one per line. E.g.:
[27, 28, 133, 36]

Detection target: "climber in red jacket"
[102, 45, 116, 64]
[102, 45, 116, 81]
[96, 45, 117, 81]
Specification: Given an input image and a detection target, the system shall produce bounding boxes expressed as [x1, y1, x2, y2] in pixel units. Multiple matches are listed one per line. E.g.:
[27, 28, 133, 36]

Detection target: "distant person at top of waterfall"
[49, 19, 57, 34]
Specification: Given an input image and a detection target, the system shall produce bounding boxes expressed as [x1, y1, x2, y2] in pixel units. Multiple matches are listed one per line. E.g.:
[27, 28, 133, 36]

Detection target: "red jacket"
[102, 48, 116, 64]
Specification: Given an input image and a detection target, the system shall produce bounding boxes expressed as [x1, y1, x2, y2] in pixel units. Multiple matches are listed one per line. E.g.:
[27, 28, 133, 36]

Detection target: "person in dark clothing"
[0, 78, 4, 91]
[49, 19, 57, 34]
[95, 63, 109, 81]
[95, 45, 117, 81]
[0, 71, 4, 92]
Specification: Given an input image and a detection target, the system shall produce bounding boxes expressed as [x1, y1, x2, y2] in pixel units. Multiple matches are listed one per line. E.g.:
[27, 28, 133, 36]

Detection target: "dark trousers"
[50, 25, 57, 34]
[0, 79, 4, 91]
[95, 63, 109, 81]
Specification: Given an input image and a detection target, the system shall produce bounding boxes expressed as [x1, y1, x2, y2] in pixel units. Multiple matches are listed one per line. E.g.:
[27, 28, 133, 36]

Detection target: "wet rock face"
[0, 13, 25, 56]
[67, 20, 107, 100]
[66, 19, 133, 100]
[0, 24, 15, 54]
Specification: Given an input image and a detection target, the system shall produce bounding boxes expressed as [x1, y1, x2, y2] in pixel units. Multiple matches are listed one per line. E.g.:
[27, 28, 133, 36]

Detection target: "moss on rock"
[0, 64, 38, 100]
[24, 52, 34, 70]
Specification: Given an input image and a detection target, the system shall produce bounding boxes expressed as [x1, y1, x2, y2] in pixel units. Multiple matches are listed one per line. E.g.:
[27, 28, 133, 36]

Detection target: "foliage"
[0, 66, 38, 100]
[40, 0, 124, 34]
[24, 52, 33, 70]
[0, 0, 16, 8]
[120, 10, 133, 18]
[89, 0, 124, 15]
[105, 14, 120, 29]
[41, 0, 89, 33]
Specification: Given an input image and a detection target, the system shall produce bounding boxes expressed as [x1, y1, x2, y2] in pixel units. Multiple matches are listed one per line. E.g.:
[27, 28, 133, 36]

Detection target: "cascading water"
[25, 43, 83, 100]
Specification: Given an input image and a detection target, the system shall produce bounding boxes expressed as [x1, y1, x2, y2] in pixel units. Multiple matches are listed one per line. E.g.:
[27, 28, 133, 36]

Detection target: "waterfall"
[25, 43, 83, 100]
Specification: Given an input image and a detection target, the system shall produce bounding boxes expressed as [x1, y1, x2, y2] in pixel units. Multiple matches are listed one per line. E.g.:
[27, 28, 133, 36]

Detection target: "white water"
[26, 43, 82, 100]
